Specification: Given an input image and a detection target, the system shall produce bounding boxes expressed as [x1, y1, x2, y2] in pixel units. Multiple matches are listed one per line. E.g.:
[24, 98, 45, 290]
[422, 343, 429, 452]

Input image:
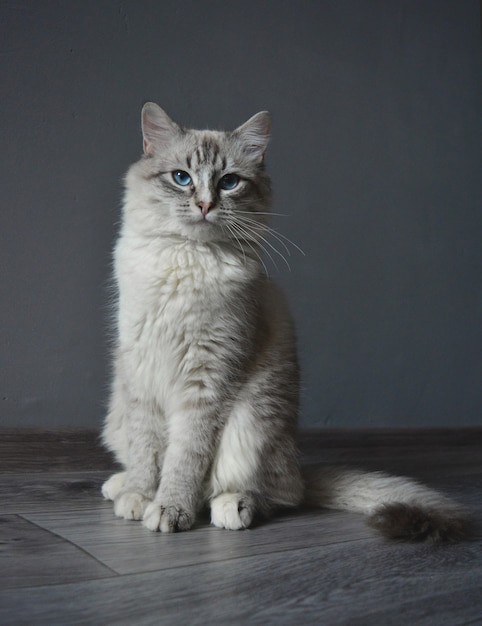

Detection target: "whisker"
[232, 217, 292, 271]
[234, 215, 292, 258]
[226, 218, 286, 272]
[228, 223, 270, 276]
[224, 210, 305, 258]
[225, 219, 275, 275]
[235, 210, 288, 217]
[263, 228, 292, 257]
[267, 227, 306, 256]
[221, 223, 247, 267]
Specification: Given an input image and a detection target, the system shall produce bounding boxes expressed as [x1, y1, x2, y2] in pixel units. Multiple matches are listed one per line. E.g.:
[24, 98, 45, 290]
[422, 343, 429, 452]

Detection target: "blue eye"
[218, 173, 240, 190]
[172, 170, 192, 186]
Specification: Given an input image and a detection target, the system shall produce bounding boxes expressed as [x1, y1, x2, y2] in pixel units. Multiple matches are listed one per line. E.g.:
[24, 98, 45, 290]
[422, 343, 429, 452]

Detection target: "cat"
[102, 102, 468, 540]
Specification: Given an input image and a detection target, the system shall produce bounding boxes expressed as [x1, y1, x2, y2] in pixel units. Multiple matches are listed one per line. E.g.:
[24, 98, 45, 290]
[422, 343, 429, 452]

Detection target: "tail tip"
[368, 503, 471, 542]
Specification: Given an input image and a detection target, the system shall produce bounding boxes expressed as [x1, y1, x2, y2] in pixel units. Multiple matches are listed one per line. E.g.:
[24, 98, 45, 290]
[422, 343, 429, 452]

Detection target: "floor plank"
[0, 471, 110, 514]
[1, 427, 481, 625]
[23, 507, 375, 575]
[0, 515, 116, 590]
[0, 539, 481, 625]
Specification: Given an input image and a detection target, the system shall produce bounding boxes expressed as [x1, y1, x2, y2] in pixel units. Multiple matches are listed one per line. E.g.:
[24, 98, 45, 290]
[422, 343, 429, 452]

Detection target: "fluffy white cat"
[102, 103, 467, 540]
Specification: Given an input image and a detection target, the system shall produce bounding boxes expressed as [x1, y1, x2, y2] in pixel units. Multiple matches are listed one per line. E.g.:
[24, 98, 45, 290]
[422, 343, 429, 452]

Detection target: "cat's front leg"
[142, 405, 217, 532]
[112, 403, 163, 521]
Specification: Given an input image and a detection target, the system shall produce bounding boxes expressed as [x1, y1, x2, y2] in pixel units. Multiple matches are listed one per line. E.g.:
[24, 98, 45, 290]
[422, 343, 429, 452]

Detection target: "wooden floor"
[1, 428, 481, 625]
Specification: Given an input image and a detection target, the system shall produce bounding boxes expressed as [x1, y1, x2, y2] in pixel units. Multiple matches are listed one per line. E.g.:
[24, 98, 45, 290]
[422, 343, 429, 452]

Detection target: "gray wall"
[1, 0, 481, 429]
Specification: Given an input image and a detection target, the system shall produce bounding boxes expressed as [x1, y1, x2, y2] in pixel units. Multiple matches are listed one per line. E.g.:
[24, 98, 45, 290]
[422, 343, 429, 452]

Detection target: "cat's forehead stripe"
[191, 137, 225, 170]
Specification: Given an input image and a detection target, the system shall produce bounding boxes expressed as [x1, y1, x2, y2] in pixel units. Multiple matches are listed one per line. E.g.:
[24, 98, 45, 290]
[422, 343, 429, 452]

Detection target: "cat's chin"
[176, 220, 229, 244]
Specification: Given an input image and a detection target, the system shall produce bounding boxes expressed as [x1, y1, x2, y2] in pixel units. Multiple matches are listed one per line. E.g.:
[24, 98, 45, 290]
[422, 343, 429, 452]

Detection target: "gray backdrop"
[1, 0, 481, 429]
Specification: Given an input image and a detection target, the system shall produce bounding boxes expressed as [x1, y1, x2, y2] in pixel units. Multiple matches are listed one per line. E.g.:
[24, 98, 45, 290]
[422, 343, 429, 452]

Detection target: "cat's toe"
[143, 503, 194, 532]
[102, 471, 127, 501]
[114, 491, 150, 520]
[162, 505, 194, 532]
[142, 502, 162, 531]
[211, 493, 254, 530]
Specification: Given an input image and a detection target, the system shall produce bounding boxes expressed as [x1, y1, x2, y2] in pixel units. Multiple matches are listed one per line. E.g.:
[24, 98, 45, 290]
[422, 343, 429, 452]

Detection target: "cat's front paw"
[211, 492, 254, 530]
[102, 472, 127, 501]
[143, 502, 195, 533]
[114, 491, 151, 520]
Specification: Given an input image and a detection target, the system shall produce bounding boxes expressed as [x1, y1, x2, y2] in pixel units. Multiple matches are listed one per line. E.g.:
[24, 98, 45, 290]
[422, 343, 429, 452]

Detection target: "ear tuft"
[141, 103, 179, 155]
[233, 111, 271, 162]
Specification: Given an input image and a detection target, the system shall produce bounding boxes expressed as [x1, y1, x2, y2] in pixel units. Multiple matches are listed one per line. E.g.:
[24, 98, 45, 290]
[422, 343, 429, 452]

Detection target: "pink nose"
[198, 201, 214, 218]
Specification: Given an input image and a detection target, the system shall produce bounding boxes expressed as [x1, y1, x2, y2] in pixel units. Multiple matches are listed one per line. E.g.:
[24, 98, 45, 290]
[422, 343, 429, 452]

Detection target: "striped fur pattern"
[102, 103, 468, 540]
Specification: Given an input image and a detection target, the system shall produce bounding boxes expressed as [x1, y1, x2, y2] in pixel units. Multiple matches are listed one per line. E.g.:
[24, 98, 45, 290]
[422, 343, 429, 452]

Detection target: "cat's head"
[124, 103, 272, 245]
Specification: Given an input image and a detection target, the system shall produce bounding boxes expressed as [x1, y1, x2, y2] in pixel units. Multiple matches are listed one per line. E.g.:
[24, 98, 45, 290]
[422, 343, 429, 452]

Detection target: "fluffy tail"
[302, 465, 469, 541]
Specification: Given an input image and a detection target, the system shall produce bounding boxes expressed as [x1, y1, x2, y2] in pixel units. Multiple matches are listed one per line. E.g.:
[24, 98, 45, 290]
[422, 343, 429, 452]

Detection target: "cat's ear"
[141, 103, 180, 155]
[233, 111, 271, 162]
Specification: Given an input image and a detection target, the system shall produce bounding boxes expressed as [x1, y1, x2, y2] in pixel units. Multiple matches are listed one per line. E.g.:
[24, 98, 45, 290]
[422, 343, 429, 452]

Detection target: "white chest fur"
[114, 235, 257, 407]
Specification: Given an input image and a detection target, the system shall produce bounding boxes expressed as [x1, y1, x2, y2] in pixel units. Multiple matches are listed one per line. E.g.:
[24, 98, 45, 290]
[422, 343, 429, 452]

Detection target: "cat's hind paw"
[114, 491, 151, 521]
[101, 472, 127, 501]
[143, 502, 194, 533]
[210, 492, 254, 530]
